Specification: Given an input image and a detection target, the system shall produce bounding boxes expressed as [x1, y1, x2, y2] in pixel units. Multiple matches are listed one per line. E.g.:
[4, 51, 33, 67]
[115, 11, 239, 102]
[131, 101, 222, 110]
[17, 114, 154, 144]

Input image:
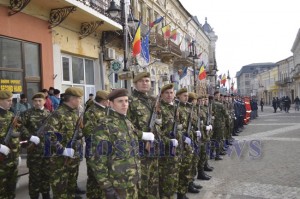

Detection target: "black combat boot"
[177, 193, 185, 199]
[192, 181, 202, 189]
[204, 162, 213, 172]
[197, 168, 211, 180]
[188, 182, 200, 193]
[42, 192, 50, 199]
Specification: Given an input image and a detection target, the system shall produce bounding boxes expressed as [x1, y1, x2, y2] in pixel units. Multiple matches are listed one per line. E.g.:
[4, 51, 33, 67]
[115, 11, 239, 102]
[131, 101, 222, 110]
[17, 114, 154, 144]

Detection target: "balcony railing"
[149, 33, 166, 49]
[76, 0, 120, 23]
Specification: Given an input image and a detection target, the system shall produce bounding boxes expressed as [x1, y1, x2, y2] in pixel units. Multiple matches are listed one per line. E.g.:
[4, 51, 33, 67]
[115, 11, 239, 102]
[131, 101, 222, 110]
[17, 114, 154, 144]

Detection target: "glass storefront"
[0, 36, 41, 102]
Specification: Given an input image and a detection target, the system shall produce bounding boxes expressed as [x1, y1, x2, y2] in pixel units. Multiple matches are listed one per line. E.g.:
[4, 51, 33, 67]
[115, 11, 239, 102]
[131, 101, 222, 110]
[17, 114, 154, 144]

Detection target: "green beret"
[214, 90, 220, 95]
[176, 88, 188, 96]
[64, 87, 84, 97]
[32, 92, 45, 100]
[161, 83, 174, 93]
[108, 89, 128, 101]
[188, 92, 197, 100]
[96, 90, 109, 100]
[133, 72, 150, 83]
[0, 91, 13, 99]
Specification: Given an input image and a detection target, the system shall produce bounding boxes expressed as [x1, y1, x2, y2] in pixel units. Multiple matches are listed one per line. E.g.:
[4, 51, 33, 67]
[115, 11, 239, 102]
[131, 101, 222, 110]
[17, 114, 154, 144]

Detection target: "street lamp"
[188, 41, 199, 93]
[107, 0, 137, 89]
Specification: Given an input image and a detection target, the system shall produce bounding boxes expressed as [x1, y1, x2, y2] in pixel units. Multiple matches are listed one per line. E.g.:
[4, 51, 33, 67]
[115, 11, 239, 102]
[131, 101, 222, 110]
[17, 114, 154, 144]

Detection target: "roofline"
[291, 28, 300, 52]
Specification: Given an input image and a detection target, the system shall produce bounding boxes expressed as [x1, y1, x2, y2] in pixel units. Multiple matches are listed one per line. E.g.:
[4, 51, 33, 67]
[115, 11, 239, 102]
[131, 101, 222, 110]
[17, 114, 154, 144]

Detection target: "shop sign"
[0, 79, 22, 92]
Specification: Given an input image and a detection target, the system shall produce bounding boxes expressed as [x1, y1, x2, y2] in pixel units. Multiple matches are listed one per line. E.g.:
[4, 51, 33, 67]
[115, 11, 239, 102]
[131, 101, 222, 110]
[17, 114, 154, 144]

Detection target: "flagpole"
[122, 0, 129, 89]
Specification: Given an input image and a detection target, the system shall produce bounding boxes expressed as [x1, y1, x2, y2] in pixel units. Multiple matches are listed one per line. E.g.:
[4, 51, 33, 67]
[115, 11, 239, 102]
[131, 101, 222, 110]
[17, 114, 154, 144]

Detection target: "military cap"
[0, 91, 13, 99]
[64, 87, 84, 97]
[96, 90, 109, 100]
[32, 92, 45, 100]
[188, 92, 197, 100]
[176, 88, 188, 96]
[161, 83, 174, 93]
[133, 72, 150, 83]
[214, 90, 220, 95]
[108, 89, 128, 101]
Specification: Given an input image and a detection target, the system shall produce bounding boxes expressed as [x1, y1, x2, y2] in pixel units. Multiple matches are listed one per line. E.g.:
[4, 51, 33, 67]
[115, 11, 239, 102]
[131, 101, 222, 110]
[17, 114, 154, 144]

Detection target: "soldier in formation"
[19, 92, 51, 199]
[4, 71, 253, 199]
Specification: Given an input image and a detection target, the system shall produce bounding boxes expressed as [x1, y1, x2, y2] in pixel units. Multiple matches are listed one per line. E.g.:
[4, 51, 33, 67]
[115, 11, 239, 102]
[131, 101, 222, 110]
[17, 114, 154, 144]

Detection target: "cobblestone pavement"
[187, 106, 300, 199]
[16, 106, 300, 198]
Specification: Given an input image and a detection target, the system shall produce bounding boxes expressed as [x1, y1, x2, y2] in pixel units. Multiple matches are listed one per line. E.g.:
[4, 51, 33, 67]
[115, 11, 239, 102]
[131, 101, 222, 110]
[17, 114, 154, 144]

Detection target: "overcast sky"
[180, 0, 300, 81]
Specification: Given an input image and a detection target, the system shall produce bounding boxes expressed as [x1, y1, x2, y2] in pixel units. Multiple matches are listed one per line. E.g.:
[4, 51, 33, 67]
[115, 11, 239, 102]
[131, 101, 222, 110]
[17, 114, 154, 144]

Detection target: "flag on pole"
[149, 16, 164, 28]
[141, 32, 150, 63]
[162, 24, 171, 39]
[221, 73, 227, 86]
[178, 67, 188, 80]
[198, 65, 207, 80]
[132, 22, 141, 57]
[170, 29, 177, 40]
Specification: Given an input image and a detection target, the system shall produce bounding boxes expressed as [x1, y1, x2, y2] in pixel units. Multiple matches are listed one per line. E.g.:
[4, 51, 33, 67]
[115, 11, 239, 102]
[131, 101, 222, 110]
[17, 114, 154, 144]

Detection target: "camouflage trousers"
[177, 145, 193, 194]
[198, 143, 208, 170]
[138, 157, 159, 199]
[114, 185, 138, 199]
[0, 162, 18, 199]
[86, 161, 103, 199]
[191, 144, 200, 177]
[49, 156, 80, 199]
[27, 155, 51, 198]
[158, 156, 179, 199]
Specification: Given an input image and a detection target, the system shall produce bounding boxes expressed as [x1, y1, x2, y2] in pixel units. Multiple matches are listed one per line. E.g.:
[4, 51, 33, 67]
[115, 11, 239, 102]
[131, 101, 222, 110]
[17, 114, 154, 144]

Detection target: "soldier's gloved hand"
[29, 135, 40, 145]
[155, 118, 162, 125]
[184, 137, 192, 145]
[201, 120, 203, 125]
[0, 144, 10, 156]
[62, 148, 75, 158]
[209, 125, 213, 130]
[170, 139, 178, 147]
[105, 187, 120, 199]
[196, 131, 202, 138]
[211, 116, 215, 120]
[142, 132, 155, 141]
[177, 124, 183, 130]
[206, 125, 210, 131]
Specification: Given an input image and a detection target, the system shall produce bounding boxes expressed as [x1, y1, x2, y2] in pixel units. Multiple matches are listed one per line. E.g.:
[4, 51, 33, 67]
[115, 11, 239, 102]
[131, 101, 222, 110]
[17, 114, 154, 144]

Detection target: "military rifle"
[0, 111, 20, 162]
[146, 89, 161, 153]
[196, 103, 202, 142]
[27, 111, 56, 152]
[169, 99, 180, 156]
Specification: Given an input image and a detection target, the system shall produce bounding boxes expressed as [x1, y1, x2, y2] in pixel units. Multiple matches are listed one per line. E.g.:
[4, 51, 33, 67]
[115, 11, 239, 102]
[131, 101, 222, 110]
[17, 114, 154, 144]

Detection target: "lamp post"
[188, 41, 199, 93]
[107, 0, 138, 89]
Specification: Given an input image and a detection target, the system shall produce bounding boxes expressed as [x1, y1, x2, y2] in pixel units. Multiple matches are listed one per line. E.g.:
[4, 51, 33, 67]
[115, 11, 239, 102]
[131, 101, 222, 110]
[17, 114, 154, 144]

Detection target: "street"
[16, 106, 300, 199]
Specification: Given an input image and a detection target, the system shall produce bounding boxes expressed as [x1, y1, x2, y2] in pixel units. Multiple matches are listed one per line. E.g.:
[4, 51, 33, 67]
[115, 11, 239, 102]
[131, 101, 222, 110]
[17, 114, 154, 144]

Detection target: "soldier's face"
[161, 89, 174, 103]
[204, 98, 208, 105]
[110, 96, 129, 115]
[101, 99, 109, 107]
[69, 96, 82, 108]
[0, 97, 13, 110]
[135, 77, 151, 93]
[178, 92, 188, 103]
[33, 98, 46, 109]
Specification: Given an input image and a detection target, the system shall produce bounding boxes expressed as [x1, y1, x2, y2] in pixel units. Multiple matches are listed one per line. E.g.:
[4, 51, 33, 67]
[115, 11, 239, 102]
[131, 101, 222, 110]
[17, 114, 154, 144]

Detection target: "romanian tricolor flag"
[132, 22, 141, 57]
[170, 29, 177, 40]
[162, 24, 171, 39]
[198, 65, 207, 80]
[221, 73, 227, 85]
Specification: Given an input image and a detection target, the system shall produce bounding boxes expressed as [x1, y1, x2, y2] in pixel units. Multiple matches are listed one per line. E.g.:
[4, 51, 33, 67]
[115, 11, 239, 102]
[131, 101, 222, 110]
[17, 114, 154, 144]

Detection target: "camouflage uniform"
[159, 100, 179, 198]
[0, 109, 20, 199]
[87, 109, 141, 199]
[127, 89, 160, 199]
[198, 104, 209, 170]
[83, 102, 107, 198]
[190, 103, 200, 178]
[177, 102, 194, 195]
[20, 108, 51, 198]
[44, 103, 81, 199]
[212, 99, 226, 157]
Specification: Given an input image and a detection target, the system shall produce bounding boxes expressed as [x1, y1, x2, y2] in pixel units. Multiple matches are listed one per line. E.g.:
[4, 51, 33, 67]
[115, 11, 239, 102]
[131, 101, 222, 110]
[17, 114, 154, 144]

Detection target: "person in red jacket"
[41, 89, 54, 112]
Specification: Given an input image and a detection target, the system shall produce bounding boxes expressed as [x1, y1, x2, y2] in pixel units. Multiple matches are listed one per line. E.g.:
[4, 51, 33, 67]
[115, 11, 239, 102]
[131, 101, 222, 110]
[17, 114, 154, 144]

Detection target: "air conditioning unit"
[104, 48, 115, 61]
